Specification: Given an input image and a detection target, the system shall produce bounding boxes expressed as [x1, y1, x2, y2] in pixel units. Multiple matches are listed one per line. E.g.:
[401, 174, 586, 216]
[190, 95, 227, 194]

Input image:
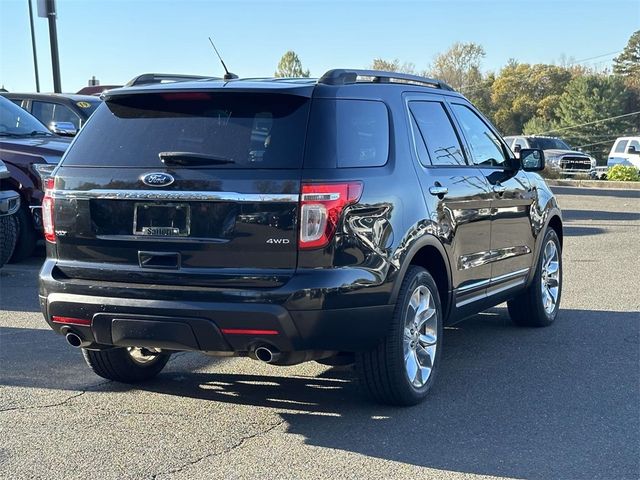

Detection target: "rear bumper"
[39, 261, 395, 353]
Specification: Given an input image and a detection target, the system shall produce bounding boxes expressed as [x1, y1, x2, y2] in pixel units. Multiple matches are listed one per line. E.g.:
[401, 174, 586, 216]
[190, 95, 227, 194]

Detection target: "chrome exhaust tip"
[65, 332, 84, 348]
[254, 346, 281, 364]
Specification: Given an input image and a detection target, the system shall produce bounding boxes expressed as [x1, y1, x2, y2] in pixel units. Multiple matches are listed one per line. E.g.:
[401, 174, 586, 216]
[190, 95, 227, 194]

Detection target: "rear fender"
[388, 230, 453, 319]
[526, 200, 562, 288]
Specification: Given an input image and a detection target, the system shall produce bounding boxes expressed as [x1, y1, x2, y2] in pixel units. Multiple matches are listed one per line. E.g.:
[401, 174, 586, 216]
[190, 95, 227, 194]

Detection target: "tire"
[0, 214, 18, 267]
[82, 347, 171, 383]
[9, 205, 37, 263]
[507, 228, 562, 327]
[356, 266, 443, 406]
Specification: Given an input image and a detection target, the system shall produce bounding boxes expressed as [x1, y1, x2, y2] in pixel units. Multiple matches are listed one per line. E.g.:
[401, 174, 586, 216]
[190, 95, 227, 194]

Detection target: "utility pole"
[46, 0, 61, 92]
[38, 0, 61, 92]
[27, 0, 40, 92]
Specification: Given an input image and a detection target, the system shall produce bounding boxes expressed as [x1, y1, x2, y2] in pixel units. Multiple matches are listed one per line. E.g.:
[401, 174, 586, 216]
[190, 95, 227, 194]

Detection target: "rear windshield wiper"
[159, 151, 236, 167]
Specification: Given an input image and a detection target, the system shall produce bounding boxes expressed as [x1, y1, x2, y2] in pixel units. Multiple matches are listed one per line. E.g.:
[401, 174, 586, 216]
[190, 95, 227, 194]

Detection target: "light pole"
[46, 0, 61, 92]
[27, 0, 40, 92]
[37, 0, 61, 92]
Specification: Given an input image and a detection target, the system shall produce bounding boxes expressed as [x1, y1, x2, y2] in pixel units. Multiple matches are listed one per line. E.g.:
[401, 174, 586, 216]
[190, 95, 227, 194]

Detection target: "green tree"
[613, 30, 640, 92]
[490, 62, 574, 134]
[370, 58, 416, 74]
[465, 72, 496, 120]
[275, 51, 310, 78]
[428, 42, 486, 91]
[522, 116, 558, 136]
[552, 75, 636, 161]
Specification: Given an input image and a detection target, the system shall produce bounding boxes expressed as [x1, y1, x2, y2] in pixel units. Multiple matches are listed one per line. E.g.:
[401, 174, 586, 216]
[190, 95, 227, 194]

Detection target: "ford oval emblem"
[141, 172, 174, 187]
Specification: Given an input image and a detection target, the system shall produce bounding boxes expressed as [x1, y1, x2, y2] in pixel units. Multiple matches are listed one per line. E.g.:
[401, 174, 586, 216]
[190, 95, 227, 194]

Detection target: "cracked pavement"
[1, 187, 638, 479]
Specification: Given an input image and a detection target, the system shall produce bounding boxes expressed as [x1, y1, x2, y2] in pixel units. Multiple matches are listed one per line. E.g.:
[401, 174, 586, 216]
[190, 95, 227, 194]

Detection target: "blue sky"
[0, 0, 638, 92]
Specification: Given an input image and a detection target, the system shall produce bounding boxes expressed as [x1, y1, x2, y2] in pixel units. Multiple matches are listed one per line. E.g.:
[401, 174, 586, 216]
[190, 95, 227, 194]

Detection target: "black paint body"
[39, 79, 562, 355]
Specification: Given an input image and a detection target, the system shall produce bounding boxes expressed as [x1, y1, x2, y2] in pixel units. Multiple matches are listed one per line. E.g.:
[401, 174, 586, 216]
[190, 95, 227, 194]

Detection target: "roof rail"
[318, 69, 454, 91]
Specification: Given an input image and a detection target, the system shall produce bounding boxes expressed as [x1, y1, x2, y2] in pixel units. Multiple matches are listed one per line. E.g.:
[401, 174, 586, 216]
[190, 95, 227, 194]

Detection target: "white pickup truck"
[608, 137, 640, 171]
[504, 135, 596, 177]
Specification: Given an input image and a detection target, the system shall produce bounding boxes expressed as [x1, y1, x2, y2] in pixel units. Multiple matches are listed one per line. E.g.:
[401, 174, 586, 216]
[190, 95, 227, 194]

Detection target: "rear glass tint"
[305, 99, 389, 168]
[61, 92, 310, 168]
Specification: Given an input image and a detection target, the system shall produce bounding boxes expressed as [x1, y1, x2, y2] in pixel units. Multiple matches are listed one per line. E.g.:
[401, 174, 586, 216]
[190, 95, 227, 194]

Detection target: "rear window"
[305, 99, 389, 168]
[61, 92, 310, 168]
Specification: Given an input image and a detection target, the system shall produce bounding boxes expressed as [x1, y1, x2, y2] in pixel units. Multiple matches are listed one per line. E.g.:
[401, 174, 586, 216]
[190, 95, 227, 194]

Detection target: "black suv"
[39, 70, 563, 406]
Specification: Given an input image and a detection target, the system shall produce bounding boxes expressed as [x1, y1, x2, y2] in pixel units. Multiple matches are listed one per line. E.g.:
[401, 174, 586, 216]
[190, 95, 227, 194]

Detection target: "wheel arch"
[526, 209, 563, 289]
[547, 214, 563, 248]
[390, 235, 452, 321]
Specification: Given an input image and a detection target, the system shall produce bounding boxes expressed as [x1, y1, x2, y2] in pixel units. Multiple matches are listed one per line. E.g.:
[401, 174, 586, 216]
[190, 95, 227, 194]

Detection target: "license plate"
[133, 203, 190, 237]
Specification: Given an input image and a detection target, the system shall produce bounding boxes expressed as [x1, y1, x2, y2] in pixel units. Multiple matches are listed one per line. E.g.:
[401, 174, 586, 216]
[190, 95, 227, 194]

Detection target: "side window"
[451, 103, 507, 167]
[32, 101, 80, 129]
[614, 140, 628, 153]
[31, 101, 55, 126]
[408, 101, 466, 166]
[629, 140, 640, 151]
[52, 105, 80, 128]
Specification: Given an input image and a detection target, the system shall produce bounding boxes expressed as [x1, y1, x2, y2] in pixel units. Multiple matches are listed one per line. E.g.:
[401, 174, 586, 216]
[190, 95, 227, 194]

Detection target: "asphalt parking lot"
[1, 186, 638, 480]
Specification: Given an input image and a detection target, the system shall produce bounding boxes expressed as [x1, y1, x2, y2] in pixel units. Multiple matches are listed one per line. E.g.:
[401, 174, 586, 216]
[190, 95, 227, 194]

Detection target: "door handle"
[429, 186, 448, 196]
[493, 184, 506, 195]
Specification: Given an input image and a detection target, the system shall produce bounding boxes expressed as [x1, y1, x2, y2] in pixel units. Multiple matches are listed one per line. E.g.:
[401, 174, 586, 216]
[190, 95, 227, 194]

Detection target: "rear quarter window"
[305, 99, 389, 168]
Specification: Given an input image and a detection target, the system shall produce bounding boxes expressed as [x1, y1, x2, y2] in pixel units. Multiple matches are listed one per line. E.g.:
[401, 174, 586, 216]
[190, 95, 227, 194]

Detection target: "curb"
[545, 179, 640, 190]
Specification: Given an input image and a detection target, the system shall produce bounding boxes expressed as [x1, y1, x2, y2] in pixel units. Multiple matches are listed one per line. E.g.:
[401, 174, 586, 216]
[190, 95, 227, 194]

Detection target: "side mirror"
[520, 148, 545, 172]
[513, 144, 522, 154]
[49, 121, 77, 136]
[627, 145, 639, 155]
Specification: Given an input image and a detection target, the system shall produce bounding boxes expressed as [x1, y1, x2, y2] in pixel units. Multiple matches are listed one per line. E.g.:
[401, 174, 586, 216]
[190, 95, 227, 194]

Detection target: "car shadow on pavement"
[140, 307, 639, 479]
[551, 186, 640, 199]
[563, 225, 607, 236]
[563, 209, 640, 222]
[1, 308, 638, 479]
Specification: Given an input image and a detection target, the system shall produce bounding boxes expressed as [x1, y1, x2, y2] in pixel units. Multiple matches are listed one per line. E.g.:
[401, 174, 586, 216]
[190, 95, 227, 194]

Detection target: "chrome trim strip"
[455, 267, 530, 307]
[457, 278, 491, 293]
[486, 277, 526, 296]
[456, 277, 527, 308]
[489, 267, 530, 285]
[456, 291, 486, 308]
[458, 245, 531, 270]
[50, 189, 300, 203]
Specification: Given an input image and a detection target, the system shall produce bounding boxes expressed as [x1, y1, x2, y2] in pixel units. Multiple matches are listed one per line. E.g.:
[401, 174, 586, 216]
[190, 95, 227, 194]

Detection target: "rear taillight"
[42, 177, 55, 243]
[299, 182, 363, 249]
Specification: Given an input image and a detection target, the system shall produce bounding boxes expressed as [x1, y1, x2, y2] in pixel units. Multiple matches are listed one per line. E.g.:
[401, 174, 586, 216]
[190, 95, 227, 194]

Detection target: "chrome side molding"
[458, 245, 532, 271]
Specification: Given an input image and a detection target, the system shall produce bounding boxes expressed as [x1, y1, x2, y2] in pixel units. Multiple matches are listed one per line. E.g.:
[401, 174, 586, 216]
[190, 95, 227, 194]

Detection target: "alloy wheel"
[540, 239, 561, 315]
[403, 285, 438, 388]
